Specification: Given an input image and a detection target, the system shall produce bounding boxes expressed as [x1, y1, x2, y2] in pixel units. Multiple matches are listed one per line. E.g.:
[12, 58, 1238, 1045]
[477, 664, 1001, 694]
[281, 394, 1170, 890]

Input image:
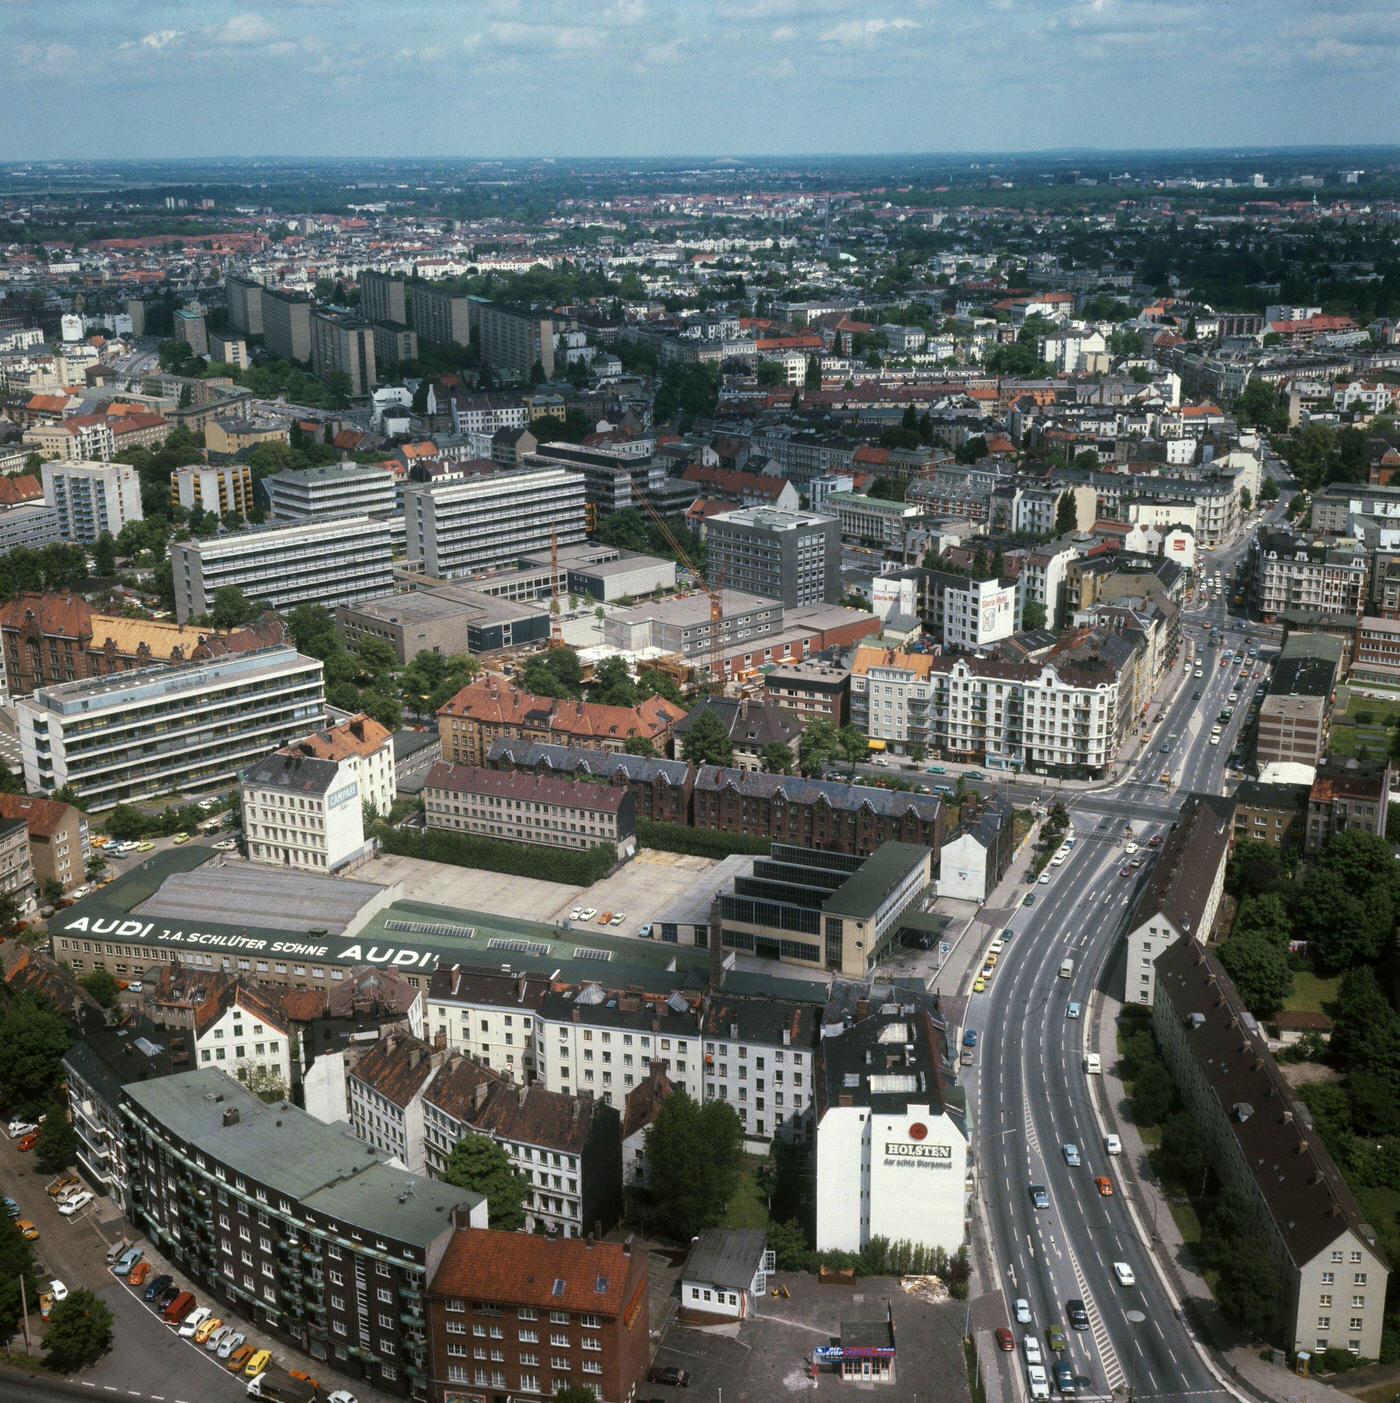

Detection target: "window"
[1322, 1272, 1335, 1284]
[1350, 1317, 1364, 1331]
[1318, 1316, 1332, 1329]
[519, 1329, 538, 1343]
[1351, 1296, 1365, 1308]
[1354, 1273, 1368, 1286]
[551, 1333, 570, 1347]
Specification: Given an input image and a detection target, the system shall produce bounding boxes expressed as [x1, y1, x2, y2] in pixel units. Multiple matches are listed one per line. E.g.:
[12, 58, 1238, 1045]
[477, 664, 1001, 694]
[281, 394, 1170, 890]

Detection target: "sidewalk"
[1089, 988, 1345, 1403]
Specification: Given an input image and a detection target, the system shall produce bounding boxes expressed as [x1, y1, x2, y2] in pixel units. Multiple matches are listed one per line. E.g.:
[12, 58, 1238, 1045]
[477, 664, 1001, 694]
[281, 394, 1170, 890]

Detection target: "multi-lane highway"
[965, 492, 1293, 1403]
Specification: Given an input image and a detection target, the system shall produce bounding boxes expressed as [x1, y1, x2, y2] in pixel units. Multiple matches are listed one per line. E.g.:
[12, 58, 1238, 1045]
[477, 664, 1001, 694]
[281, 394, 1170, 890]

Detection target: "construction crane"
[632, 488, 725, 689]
[548, 528, 564, 647]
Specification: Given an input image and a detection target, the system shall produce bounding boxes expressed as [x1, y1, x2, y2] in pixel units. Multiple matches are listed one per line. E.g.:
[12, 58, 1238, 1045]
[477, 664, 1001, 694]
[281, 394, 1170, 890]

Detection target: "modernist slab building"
[262, 287, 313, 363]
[704, 506, 841, 608]
[265, 463, 397, 522]
[41, 460, 143, 543]
[16, 644, 325, 809]
[410, 286, 471, 349]
[171, 516, 395, 623]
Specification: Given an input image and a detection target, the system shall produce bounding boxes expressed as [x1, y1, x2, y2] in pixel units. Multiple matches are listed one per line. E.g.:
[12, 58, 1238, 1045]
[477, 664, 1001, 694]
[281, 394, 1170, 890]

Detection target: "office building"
[828, 491, 923, 551]
[171, 516, 395, 624]
[424, 1228, 649, 1403]
[705, 506, 841, 608]
[711, 842, 934, 978]
[205, 416, 288, 457]
[120, 1069, 486, 1398]
[469, 299, 555, 381]
[371, 321, 417, 368]
[16, 644, 325, 809]
[411, 286, 471, 349]
[0, 792, 89, 894]
[814, 1002, 968, 1256]
[311, 311, 377, 396]
[0, 503, 62, 555]
[360, 271, 407, 325]
[41, 460, 143, 543]
[173, 307, 208, 357]
[170, 462, 254, 519]
[403, 463, 586, 579]
[225, 274, 265, 336]
[1124, 793, 1233, 1006]
[1154, 941, 1389, 1359]
[763, 659, 851, 725]
[1257, 635, 1343, 767]
[940, 575, 1018, 651]
[423, 762, 637, 859]
[337, 587, 550, 662]
[265, 462, 397, 522]
[262, 287, 314, 363]
[1351, 617, 1400, 692]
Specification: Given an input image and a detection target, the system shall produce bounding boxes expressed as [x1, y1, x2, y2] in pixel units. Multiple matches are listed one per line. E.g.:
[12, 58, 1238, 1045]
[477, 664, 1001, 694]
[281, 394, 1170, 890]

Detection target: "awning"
[866, 739, 888, 751]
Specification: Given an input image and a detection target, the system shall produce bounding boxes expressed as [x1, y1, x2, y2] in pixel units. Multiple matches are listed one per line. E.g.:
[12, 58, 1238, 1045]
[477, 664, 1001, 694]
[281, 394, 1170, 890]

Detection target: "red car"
[995, 1327, 1016, 1352]
[16, 1132, 39, 1153]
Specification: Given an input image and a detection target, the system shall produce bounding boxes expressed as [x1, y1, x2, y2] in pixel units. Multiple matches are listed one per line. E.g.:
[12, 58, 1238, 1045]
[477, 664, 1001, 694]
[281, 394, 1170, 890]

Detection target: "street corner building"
[814, 1000, 969, 1256]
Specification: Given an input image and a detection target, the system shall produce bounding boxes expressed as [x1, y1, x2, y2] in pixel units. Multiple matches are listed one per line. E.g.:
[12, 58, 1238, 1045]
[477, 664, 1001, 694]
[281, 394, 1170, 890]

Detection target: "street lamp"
[1125, 1309, 1146, 1403]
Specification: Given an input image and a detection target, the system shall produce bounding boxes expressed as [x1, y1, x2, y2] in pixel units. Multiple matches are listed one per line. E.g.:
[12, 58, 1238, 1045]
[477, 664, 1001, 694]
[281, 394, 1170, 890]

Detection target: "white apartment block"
[170, 515, 395, 624]
[41, 460, 142, 543]
[170, 463, 254, 519]
[16, 644, 325, 810]
[240, 751, 373, 874]
[193, 984, 293, 1095]
[828, 492, 922, 551]
[289, 713, 396, 816]
[25, 418, 115, 463]
[402, 463, 586, 579]
[424, 967, 552, 1084]
[1019, 546, 1077, 629]
[449, 394, 529, 437]
[264, 463, 397, 522]
[942, 577, 1018, 650]
[1252, 535, 1369, 620]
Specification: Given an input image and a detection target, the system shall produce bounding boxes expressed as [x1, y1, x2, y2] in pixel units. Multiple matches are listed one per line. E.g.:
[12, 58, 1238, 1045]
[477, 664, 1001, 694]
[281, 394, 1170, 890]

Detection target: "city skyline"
[2, 0, 1397, 161]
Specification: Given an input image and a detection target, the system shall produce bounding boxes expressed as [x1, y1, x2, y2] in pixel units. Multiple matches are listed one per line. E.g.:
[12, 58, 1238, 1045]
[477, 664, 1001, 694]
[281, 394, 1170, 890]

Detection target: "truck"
[244, 1367, 318, 1403]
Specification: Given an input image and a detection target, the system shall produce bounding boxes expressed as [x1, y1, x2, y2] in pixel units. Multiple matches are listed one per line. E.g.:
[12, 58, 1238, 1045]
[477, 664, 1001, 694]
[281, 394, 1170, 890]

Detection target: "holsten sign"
[58, 912, 443, 972]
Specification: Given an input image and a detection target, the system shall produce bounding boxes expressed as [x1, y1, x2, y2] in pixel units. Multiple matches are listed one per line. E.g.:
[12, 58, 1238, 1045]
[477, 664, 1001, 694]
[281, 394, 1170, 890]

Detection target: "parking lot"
[647, 1270, 969, 1399]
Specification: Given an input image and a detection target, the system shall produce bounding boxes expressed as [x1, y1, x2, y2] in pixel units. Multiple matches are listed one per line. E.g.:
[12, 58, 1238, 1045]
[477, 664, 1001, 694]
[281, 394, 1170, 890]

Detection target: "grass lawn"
[1286, 971, 1342, 1016]
[722, 1157, 771, 1232]
[1354, 1185, 1400, 1240]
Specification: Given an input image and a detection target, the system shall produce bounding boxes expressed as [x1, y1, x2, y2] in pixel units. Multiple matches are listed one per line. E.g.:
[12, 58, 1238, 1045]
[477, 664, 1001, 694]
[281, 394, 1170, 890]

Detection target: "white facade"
[816, 1102, 969, 1255]
[194, 995, 292, 1094]
[536, 1005, 702, 1113]
[41, 460, 142, 543]
[702, 1028, 814, 1151]
[240, 758, 370, 874]
[425, 982, 542, 1084]
[943, 577, 1018, 650]
[265, 463, 397, 522]
[936, 829, 993, 902]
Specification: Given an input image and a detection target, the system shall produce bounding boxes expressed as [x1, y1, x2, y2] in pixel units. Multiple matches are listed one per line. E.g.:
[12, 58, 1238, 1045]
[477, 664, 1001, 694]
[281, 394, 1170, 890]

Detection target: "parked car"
[244, 1348, 272, 1377]
[609, 912, 626, 926]
[47, 1174, 80, 1198]
[17, 1220, 39, 1241]
[647, 1365, 691, 1387]
[129, 1262, 153, 1288]
[995, 1327, 1015, 1351]
[143, 1273, 173, 1303]
[171, 832, 191, 845]
[179, 1306, 213, 1338]
[59, 1191, 94, 1216]
[962, 1030, 978, 1048]
[111, 1246, 143, 1276]
[16, 1132, 39, 1152]
[217, 1330, 246, 1359]
[576, 907, 596, 921]
[195, 1315, 224, 1344]
[6, 1119, 37, 1138]
[226, 1344, 256, 1373]
[1, 1196, 19, 1217]
[205, 1325, 233, 1354]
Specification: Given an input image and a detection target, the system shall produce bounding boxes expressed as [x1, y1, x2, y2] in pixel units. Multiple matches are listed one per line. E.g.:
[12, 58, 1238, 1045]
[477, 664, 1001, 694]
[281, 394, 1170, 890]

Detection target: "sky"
[1, 0, 1397, 161]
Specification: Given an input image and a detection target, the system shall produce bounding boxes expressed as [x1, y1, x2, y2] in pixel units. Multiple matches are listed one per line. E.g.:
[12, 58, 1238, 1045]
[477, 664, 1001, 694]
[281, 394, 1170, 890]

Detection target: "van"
[1058, 959, 1074, 979]
[163, 1291, 196, 1325]
[1083, 1053, 1101, 1075]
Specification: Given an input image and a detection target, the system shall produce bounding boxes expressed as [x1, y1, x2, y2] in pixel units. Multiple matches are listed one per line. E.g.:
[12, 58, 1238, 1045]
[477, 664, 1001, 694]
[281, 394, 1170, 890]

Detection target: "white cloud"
[818, 16, 920, 46]
[119, 29, 181, 51]
[211, 13, 279, 46]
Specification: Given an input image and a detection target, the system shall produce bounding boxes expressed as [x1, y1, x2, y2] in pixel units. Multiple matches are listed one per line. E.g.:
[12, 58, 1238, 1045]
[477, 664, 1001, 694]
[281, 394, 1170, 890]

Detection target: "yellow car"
[984, 952, 999, 967]
[171, 832, 190, 845]
[136, 841, 155, 853]
[973, 977, 987, 993]
[194, 1316, 223, 1344]
[245, 1348, 272, 1377]
[90, 835, 110, 849]
[17, 1219, 38, 1241]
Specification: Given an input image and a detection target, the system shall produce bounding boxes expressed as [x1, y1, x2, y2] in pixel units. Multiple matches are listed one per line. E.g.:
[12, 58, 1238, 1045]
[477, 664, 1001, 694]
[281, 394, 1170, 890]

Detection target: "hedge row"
[380, 826, 617, 886]
[636, 819, 772, 859]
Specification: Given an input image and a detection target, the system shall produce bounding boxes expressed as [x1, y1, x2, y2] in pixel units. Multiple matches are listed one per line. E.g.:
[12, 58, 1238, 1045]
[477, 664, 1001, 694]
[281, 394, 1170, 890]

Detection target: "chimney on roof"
[474, 1081, 489, 1111]
[221, 1107, 240, 1127]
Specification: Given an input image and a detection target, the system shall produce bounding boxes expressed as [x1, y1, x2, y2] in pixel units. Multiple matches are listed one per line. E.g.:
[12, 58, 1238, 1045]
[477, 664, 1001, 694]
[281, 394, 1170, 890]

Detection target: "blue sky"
[1, 0, 1396, 160]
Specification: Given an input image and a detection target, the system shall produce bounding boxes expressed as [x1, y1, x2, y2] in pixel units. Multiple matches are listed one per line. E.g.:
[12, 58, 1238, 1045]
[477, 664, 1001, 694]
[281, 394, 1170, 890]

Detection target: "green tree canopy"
[1218, 931, 1293, 1017]
[522, 647, 583, 700]
[680, 707, 734, 767]
[79, 969, 119, 1009]
[646, 1091, 743, 1240]
[0, 1215, 40, 1345]
[0, 998, 71, 1116]
[35, 1103, 76, 1173]
[210, 585, 259, 631]
[760, 742, 793, 775]
[43, 1289, 115, 1372]
[439, 1134, 529, 1231]
[1021, 601, 1047, 632]
[591, 655, 638, 708]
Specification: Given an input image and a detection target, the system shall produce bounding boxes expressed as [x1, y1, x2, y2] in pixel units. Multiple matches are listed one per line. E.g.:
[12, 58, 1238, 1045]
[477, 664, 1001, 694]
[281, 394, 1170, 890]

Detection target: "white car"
[1113, 1262, 1136, 1287]
[577, 907, 597, 921]
[1209, 735, 1220, 746]
[1027, 1363, 1051, 1400]
[127, 981, 143, 994]
[6, 1120, 37, 1138]
[988, 937, 1005, 955]
[326, 1393, 359, 1403]
[179, 1306, 212, 1337]
[1023, 1335, 1043, 1365]
[214, 838, 238, 852]
[1014, 1297, 1032, 1324]
[206, 1324, 234, 1353]
[1123, 842, 1138, 855]
[610, 912, 625, 926]
[568, 907, 584, 920]
[1037, 873, 1050, 884]
[1104, 1133, 1122, 1156]
[58, 1191, 94, 1216]
[49, 1280, 68, 1302]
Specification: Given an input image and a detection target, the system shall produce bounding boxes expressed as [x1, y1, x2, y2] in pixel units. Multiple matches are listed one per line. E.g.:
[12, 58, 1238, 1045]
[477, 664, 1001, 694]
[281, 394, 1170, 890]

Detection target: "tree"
[680, 707, 734, 767]
[1224, 839, 1290, 900]
[43, 1289, 115, 1372]
[0, 1214, 40, 1346]
[1236, 379, 1286, 433]
[591, 656, 638, 708]
[1055, 491, 1077, 535]
[637, 667, 685, 707]
[594, 507, 650, 554]
[358, 684, 403, 732]
[1239, 486, 1252, 512]
[1215, 1242, 1284, 1341]
[755, 360, 785, 387]
[804, 355, 822, 391]
[79, 968, 119, 1008]
[1218, 932, 1292, 1017]
[1129, 1060, 1177, 1125]
[90, 532, 117, 577]
[522, 647, 583, 700]
[1296, 869, 1375, 972]
[35, 1104, 76, 1173]
[1230, 892, 1292, 947]
[1329, 968, 1400, 1080]
[287, 603, 340, 660]
[761, 743, 794, 775]
[646, 1092, 743, 1240]
[355, 636, 398, 678]
[0, 998, 71, 1116]
[1315, 829, 1398, 896]
[209, 585, 257, 630]
[440, 1134, 529, 1230]
[766, 1217, 812, 1271]
[1021, 601, 1047, 632]
[1154, 1110, 1208, 1193]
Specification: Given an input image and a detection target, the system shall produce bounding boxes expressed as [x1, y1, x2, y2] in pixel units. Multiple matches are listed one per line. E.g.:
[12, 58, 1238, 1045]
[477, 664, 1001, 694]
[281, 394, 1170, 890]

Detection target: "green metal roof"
[822, 842, 931, 918]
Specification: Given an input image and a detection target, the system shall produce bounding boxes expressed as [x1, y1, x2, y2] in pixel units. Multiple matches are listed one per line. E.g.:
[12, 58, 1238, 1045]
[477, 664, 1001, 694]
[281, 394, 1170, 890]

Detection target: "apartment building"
[424, 1228, 649, 1403]
[712, 842, 934, 979]
[287, 712, 396, 816]
[0, 792, 89, 893]
[701, 993, 819, 1151]
[449, 393, 529, 438]
[424, 966, 552, 1083]
[265, 463, 397, 522]
[1231, 780, 1309, 852]
[469, 299, 556, 380]
[403, 464, 586, 580]
[24, 416, 116, 463]
[1253, 531, 1369, 622]
[1154, 941, 1389, 1359]
[763, 659, 851, 725]
[120, 1069, 486, 1398]
[311, 311, 377, 397]
[372, 322, 418, 368]
[1257, 638, 1342, 767]
[535, 986, 703, 1113]
[438, 677, 685, 767]
[828, 491, 923, 551]
[360, 271, 407, 325]
[240, 752, 375, 874]
[1305, 756, 1392, 853]
[170, 463, 254, 519]
[208, 330, 249, 370]
[171, 516, 395, 624]
[936, 792, 1016, 902]
[411, 286, 472, 349]
[174, 307, 208, 357]
[423, 763, 637, 859]
[1350, 616, 1400, 690]
[16, 644, 325, 809]
[1123, 793, 1233, 1007]
[192, 980, 293, 1096]
[704, 506, 841, 608]
[262, 287, 314, 363]
[0, 818, 35, 913]
[41, 460, 142, 543]
[225, 274, 265, 336]
[939, 574, 1019, 650]
[486, 740, 692, 825]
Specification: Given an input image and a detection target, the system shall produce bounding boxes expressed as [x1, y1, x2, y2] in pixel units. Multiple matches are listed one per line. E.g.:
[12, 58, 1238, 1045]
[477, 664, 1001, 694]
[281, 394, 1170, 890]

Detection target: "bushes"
[765, 1221, 969, 1292]
[636, 819, 771, 859]
[379, 826, 617, 887]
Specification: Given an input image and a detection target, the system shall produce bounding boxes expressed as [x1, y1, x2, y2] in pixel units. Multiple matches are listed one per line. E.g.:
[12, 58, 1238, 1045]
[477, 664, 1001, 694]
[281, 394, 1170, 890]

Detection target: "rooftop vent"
[1233, 1102, 1254, 1123]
